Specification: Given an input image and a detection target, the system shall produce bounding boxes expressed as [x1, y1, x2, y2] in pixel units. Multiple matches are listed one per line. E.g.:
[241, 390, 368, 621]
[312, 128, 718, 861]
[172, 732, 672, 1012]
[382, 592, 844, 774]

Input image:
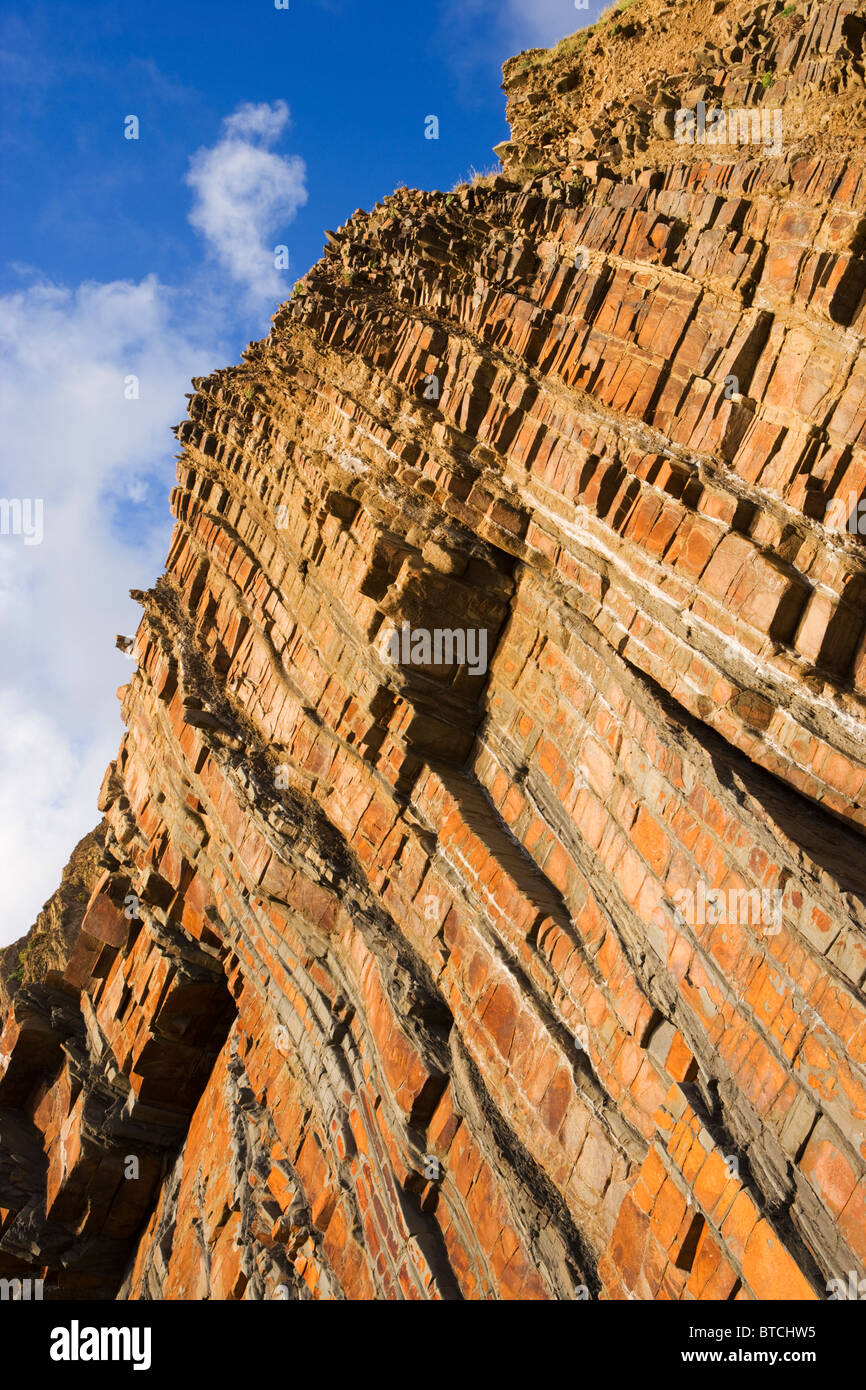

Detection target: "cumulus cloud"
[186, 100, 307, 305]
[0, 273, 217, 939]
[223, 100, 292, 143]
[0, 97, 308, 938]
[0, 691, 112, 934]
[0, 94, 306, 940]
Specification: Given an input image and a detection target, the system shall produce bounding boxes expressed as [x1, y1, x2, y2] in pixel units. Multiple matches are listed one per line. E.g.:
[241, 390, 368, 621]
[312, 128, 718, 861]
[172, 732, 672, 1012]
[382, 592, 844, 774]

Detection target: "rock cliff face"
[2, 0, 866, 1301]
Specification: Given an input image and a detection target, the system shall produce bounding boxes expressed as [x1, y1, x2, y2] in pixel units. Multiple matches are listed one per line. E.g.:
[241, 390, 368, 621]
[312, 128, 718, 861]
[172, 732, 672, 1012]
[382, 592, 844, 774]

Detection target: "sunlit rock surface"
[2, 0, 865, 1300]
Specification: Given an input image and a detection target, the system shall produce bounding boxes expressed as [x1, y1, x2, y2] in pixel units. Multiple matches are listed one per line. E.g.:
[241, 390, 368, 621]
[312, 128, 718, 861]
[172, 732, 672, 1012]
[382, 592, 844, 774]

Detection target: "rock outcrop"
[0, 825, 106, 1015]
[2, 0, 865, 1300]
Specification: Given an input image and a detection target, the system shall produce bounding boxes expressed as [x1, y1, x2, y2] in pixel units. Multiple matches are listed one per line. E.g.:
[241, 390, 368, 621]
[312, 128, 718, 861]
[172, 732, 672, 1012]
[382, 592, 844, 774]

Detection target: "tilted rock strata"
[1, 0, 865, 1300]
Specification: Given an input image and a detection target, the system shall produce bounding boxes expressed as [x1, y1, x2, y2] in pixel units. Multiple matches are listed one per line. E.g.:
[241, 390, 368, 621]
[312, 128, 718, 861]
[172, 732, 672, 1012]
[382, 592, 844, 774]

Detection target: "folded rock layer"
[2, 0, 865, 1301]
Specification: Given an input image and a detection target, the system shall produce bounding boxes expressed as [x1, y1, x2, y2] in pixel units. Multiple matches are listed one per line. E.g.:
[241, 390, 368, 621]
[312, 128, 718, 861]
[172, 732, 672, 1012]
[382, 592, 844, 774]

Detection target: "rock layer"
[1, 0, 865, 1300]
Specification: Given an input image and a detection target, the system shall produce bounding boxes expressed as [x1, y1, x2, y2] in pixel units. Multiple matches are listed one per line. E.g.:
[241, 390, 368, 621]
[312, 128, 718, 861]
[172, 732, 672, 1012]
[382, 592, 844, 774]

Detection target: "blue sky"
[1, 0, 596, 304]
[0, 0, 604, 941]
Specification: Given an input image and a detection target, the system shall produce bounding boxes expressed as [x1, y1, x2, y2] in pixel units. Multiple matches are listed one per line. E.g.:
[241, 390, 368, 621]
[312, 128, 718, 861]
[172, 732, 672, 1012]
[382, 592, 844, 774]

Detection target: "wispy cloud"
[501, 0, 602, 50]
[435, 0, 603, 96]
[186, 100, 307, 305]
[0, 93, 307, 941]
[0, 273, 217, 938]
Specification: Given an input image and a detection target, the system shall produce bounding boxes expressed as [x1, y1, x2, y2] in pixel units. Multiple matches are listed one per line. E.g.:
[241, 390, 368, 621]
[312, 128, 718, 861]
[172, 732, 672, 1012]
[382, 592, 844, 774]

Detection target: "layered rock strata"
[1, 0, 865, 1300]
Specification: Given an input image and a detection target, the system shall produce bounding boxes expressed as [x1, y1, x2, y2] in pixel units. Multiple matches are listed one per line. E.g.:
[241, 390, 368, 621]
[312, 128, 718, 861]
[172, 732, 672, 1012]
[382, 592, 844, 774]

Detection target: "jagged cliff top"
[497, 0, 866, 177]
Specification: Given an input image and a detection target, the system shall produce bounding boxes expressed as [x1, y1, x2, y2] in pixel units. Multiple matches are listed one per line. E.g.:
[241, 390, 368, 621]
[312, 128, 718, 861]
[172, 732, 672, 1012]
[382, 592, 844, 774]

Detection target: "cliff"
[2, 0, 865, 1301]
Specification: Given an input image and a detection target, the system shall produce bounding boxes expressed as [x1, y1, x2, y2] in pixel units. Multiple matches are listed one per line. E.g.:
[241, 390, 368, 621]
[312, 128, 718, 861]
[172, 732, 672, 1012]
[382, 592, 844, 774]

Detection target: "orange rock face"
[2, 0, 866, 1301]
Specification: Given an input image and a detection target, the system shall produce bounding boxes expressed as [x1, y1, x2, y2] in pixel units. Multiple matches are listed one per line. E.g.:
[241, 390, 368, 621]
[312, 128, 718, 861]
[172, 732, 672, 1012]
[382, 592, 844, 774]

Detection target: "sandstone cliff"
[2, 0, 865, 1301]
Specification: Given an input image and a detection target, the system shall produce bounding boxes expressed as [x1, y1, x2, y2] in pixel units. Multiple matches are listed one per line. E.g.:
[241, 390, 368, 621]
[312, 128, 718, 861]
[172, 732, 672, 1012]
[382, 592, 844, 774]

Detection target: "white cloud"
[223, 99, 291, 143]
[437, 0, 602, 89]
[503, 0, 602, 49]
[0, 94, 307, 942]
[0, 273, 217, 940]
[186, 100, 307, 305]
[0, 691, 111, 935]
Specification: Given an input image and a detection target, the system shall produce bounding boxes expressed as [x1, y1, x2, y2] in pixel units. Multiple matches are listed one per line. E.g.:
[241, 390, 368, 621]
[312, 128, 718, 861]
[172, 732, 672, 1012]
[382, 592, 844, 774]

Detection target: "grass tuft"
[450, 164, 500, 193]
